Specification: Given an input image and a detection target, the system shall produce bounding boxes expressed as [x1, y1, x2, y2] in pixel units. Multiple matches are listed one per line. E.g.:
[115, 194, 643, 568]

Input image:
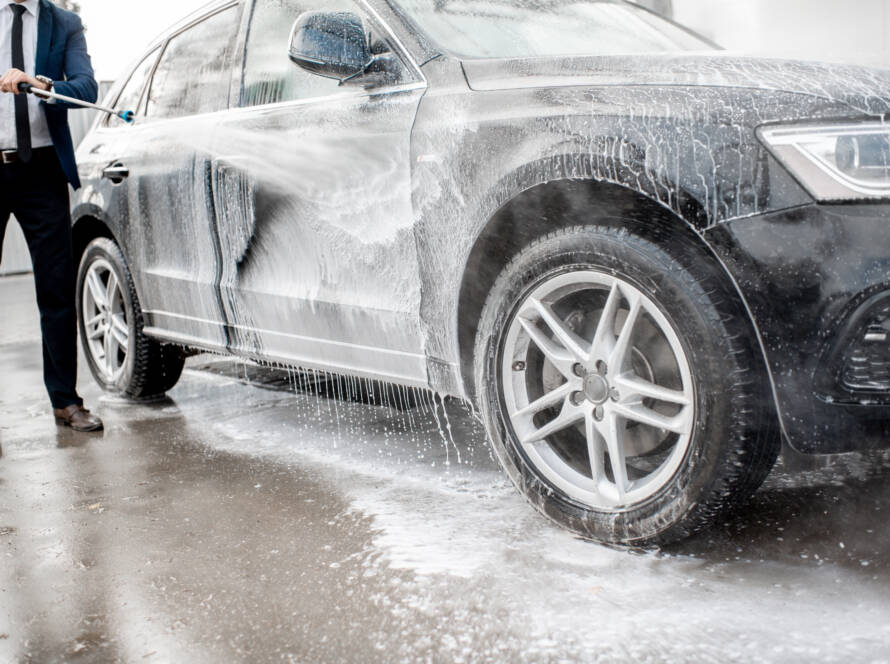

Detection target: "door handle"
[102, 163, 129, 183]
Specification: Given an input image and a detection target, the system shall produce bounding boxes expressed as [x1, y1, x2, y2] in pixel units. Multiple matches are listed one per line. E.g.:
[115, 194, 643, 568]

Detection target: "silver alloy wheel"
[502, 270, 695, 509]
[82, 258, 129, 382]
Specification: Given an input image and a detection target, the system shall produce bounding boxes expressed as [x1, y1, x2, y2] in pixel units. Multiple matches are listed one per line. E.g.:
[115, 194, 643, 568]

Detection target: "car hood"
[460, 54, 890, 116]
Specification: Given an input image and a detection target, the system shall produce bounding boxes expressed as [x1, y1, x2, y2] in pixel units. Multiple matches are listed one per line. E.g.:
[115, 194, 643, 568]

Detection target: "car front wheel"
[77, 238, 185, 399]
[474, 224, 779, 546]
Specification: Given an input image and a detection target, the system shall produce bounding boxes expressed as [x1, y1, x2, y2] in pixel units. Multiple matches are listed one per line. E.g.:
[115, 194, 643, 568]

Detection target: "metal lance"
[17, 82, 135, 124]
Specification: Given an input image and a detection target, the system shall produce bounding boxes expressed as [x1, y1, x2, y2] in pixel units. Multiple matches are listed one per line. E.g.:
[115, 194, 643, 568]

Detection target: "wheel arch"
[454, 176, 782, 432]
[71, 210, 119, 268]
[72, 211, 152, 325]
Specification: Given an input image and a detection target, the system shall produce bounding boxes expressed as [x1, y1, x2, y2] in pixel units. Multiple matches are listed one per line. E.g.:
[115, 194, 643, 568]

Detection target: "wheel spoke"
[514, 382, 574, 418]
[612, 401, 692, 434]
[110, 315, 129, 347]
[105, 272, 119, 309]
[585, 413, 606, 486]
[88, 324, 105, 340]
[86, 270, 106, 308]
[613, 374, 690, 406]
[85, 313, 104, 329]
[600, 412, 629, 501]
[590, 282, 621, 359]
[111, 313, 129, 336]
[519, 396, 584, 445]
[609, 292, 642, 372]
[527, 298, 589, 362]
[103, 328, 115, 374]
[518, 317, 577, 378]
[94, 333, 106, 359]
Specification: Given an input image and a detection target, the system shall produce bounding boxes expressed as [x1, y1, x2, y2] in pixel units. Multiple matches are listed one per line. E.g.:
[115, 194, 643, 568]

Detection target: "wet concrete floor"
[1, 273, 889, 663]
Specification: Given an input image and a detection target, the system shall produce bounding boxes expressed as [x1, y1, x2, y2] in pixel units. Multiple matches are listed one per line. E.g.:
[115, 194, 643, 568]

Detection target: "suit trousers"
[0, 147, 82, 409]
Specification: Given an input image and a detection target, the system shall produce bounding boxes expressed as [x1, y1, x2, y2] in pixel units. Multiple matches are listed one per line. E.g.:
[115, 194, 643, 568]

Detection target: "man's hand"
[0, 69, 49, 94]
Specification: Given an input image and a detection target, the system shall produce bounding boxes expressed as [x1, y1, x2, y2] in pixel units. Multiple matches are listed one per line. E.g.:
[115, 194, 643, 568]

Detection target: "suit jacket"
[35, 0, 98, 190]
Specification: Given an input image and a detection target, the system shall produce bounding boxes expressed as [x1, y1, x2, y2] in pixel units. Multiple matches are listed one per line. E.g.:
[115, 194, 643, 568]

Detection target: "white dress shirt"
[0, 0, 53, 150]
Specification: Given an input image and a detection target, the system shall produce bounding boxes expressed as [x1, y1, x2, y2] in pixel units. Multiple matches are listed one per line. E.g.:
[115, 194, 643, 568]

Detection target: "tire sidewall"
[476, 227, 747, 545]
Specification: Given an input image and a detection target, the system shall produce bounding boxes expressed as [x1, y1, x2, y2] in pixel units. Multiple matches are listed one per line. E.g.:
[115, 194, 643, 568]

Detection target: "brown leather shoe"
[54, 405, 104, 432]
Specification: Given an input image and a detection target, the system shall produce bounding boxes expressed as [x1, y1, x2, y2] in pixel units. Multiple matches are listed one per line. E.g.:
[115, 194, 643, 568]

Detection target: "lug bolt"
[610, 388, 620, 402]
[571, 391, 586, 406]
[596, 360, 608, 376]
[593, 406, 605, 422]
[573, 363, 586, 377]
[512, 361, 526, 372]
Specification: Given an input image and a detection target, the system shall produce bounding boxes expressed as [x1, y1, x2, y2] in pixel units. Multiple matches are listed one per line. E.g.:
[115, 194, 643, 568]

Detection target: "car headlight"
[758, 122, 890, 202]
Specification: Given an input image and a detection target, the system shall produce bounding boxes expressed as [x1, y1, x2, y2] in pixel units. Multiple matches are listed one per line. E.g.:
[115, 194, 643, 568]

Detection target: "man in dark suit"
[0, 0, 102, 431]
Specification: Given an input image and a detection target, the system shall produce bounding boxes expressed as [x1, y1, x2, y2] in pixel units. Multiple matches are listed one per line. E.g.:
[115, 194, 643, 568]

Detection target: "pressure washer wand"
[17, 82, 135, 124]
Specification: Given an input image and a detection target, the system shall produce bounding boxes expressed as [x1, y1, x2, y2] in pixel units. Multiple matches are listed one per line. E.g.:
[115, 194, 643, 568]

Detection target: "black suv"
[71, 0, 890, 545]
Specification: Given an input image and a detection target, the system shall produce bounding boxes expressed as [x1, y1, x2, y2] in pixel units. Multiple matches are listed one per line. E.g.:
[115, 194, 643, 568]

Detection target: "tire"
[474, 224, 779, 546]
[77, 238, 185, 399]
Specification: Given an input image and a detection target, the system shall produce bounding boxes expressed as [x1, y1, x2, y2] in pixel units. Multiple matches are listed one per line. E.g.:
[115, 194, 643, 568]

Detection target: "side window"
[105, 48, 159, 127]
[146, 7, 240, 120]
[242, 0, 411, 107]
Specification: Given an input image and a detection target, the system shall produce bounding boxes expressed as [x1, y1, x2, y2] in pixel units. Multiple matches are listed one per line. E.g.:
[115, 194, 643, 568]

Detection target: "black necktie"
[10, 3, 31, 162]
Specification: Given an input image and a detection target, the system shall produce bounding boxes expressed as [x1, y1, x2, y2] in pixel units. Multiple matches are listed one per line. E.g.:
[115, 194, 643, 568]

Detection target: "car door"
[75, 46, 160, 286]
[124, 3, 243, 348]
[210, 0, 429, 384]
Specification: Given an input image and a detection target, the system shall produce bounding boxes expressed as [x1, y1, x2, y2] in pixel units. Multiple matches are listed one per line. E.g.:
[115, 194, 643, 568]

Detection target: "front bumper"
[706, 203, 890, 454]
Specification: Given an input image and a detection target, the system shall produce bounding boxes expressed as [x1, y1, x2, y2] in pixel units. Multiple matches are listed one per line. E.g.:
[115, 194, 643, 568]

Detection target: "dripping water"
[187, 352, 479, 472]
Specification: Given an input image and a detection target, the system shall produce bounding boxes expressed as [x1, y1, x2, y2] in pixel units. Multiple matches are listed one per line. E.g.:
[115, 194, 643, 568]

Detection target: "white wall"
[672, 0, 890, 68]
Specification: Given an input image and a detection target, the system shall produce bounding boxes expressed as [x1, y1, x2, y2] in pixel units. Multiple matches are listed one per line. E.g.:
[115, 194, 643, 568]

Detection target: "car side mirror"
[288, 11, 371, 81]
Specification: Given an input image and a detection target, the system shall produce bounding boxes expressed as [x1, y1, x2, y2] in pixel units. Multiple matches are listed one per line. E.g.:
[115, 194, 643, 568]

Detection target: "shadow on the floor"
[668, 450, 890, 580]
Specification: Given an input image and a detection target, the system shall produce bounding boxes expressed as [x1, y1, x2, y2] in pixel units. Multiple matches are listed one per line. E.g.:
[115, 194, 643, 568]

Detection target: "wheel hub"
[582, 372, 610, 405]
